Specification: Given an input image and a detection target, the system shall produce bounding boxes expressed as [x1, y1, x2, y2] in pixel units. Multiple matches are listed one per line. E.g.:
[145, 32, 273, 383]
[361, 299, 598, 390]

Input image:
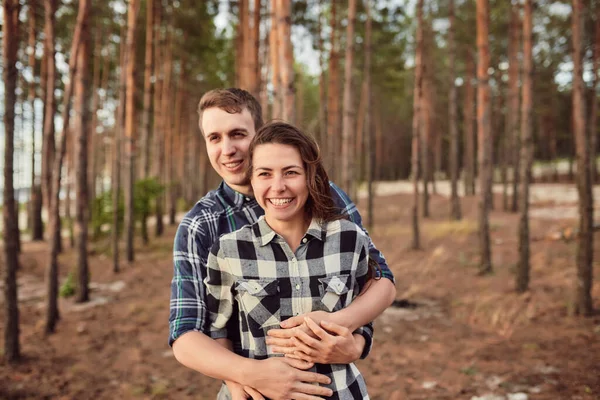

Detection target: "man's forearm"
[330, 278, 396, 331]
[172, 330, 255, 384]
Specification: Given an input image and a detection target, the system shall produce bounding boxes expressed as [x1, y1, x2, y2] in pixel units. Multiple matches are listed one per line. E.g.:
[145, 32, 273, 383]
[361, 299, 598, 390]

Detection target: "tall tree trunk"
[28, 0, 44, 240]
[277, 0, 294, 123]
[124, 0, 140, 262]
[140, 0, 154, 181]
[140, 0, 154, 244]
[476, 0, 493, 274]
[448, 0, 461, 220]
[88, 27, 102, 214]
[158, 29, 173, 237]
[341, 0, 357, 194]
[3, 0, 22, 363]
[590, 5, 600, 185]
[364, 0, 373, 231]
[463, 50, 476, 196]
[516, 0, 533, 293]
[42, 0, 57, 224]
[269, 0, 281, 119]
[317, 3, 327, 149]
[411, 0, 424, 249]
[327, 1, 340, 180]
[153, 1, 164, 237]
[572, 0, 594, 316]
[508, 2, 521, 212]
[113, 24, 127, 274]
[74, 16, 91, 303]
[421, 74, 431, 218]
[46, 0, 90, 334]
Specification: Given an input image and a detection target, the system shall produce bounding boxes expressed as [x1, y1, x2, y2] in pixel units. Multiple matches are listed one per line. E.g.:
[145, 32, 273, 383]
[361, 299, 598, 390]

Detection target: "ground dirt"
[1, 186, 600, 400]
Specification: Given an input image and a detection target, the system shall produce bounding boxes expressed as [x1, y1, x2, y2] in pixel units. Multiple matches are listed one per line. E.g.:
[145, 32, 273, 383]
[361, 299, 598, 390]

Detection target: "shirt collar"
[220, 181, 254, 207]
[254, 216, 327, 246]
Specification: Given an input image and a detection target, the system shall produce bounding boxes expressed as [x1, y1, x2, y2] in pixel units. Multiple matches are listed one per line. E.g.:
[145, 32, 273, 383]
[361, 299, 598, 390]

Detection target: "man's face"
[201, 107, 256, 194]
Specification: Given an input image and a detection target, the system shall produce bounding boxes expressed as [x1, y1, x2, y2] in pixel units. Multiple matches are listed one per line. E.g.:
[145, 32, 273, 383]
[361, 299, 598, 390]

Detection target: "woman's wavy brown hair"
[247, 122, 344, 224]
[247, 121, 381, 283]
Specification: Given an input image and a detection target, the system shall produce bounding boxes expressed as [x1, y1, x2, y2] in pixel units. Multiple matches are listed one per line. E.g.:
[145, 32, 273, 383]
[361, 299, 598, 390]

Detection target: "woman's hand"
[224, 380, 265, 400]
[267, 317, 364, 364]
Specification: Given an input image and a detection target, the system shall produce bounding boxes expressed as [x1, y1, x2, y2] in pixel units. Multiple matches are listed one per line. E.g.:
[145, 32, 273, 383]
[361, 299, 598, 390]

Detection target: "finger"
[243, 386, 265, 400]
[281, 356, 314, 370]
[292, 336, 317, 357]
[280, 315, 304, 328]
[320, 319, 351, 337]
[271, 345, 298, 355]
[303, 317, 331, 341]
[293, 380, 333, 395]
[290, 351, 315, 363]
[267, 328, 296, 339]
[295, 324, 326, 349]
[291, 393, 328, 400]
[265, 336, 295, 347]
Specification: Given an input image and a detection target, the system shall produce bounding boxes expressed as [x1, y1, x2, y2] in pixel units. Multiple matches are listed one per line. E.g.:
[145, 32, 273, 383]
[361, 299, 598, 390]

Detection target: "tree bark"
[364, 0, 373, 232]
[572, 0, 594, 316]
[74, 14, 92, 303]
[317, 3, 327, 150]
[124, 0, 140, 262]
[589, 5, 600, 185]
[463, 50, 476, 196]
[277, 0, 295, 123]
[508, 2, 522, 212]
[140, 0, 154, 181]
[327, 1, 340, 180]
[269, 0, 281, 119]
[448, 0, 461, 220]
[410, 0, 424, 249]
[476, 0, 493, 274]
[3, 0, 22, 363]
[153, 1, 164, 237]
[42, 0, 57, 222]
[341, 0, 357, 194]
[46, 0, 91, 334]
[516, 0, 533, 293]
[27, 0, 44, 240]
[88, 27, 102, 214]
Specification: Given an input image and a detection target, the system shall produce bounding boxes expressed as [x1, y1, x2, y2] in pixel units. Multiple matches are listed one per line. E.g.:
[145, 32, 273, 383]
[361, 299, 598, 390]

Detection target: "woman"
[205, 122, 377, 399]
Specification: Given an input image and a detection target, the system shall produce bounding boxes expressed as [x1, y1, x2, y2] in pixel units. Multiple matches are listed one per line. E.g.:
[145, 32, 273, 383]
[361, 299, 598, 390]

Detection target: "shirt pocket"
[318, 275, 351, 312]
[235, 279, 281, 331]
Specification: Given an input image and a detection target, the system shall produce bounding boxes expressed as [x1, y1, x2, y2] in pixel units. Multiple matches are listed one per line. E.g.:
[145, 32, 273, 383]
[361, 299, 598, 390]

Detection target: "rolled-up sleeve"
[353, 242, 374, 359]
[168, 217, 210, 346]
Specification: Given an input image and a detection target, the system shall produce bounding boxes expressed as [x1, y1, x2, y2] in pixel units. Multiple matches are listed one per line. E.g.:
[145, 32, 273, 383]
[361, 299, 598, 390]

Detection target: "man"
[170, 88, 396, 399]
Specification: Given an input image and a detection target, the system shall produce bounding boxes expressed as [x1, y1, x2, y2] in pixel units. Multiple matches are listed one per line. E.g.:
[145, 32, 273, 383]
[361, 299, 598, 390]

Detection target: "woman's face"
[251, 143, 309, 226]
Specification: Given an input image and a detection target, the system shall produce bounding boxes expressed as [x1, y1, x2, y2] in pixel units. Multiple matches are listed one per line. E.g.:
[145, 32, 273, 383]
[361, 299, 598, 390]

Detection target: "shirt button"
[295, 284, 300, 290]
[245, 197, 251, 201]
[302, 238, 307, 243]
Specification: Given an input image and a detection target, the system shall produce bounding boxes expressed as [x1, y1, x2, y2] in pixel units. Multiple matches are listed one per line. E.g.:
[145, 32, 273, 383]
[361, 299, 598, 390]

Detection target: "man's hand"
[224, 381, 265, 400]
[268, 317, 363, 365]
[246, 357, 333, 400]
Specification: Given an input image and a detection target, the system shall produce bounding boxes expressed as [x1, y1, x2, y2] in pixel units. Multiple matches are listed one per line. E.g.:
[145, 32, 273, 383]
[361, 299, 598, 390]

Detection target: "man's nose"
[221, 137, 236, 156]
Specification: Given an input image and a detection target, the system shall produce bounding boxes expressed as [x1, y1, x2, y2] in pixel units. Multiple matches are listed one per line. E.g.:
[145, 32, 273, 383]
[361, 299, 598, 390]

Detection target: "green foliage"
[59, 272, 76, 298]
[91, 178, 164, 239]
[135, 178, 165, 218]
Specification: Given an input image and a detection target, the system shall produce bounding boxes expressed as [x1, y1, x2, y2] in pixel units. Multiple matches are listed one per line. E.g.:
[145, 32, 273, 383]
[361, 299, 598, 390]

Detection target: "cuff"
[353, 323, 374, 359]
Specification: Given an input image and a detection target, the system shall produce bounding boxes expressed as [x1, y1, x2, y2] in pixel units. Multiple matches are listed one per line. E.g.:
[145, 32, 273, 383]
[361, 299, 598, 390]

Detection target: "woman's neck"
[265, 214, 310, 252]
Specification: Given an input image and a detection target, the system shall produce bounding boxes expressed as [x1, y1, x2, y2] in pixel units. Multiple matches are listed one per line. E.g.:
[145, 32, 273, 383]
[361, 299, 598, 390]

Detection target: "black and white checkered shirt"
[205, 216, 372, 399]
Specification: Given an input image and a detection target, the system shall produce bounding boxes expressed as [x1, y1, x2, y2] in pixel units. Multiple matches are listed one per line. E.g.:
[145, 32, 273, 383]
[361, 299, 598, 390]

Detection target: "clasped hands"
[226, 311, 364, 400]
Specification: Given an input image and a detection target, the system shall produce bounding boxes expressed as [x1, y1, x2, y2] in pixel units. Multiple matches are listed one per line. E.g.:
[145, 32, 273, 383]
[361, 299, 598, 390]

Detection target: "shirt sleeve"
[352, 240, 374, 359]
[329, 181, 395, 283]
[168, 216, 211, 346]
[204, 242, 236, 340]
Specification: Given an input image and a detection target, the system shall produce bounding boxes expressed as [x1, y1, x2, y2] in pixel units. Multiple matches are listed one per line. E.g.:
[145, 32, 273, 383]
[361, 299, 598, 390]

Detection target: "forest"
[1, 0, 600, 399]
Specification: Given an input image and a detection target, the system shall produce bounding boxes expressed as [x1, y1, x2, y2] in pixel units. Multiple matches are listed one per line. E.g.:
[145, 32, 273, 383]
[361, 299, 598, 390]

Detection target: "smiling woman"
[204, 121, 378, 400]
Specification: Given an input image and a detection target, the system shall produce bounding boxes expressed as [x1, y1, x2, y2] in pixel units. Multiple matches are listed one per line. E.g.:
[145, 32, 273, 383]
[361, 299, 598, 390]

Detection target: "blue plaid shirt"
[169, 181, 394, 350]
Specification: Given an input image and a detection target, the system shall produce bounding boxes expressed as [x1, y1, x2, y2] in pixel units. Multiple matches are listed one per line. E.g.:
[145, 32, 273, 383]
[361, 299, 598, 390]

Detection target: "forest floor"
[1, 183, 600, 400]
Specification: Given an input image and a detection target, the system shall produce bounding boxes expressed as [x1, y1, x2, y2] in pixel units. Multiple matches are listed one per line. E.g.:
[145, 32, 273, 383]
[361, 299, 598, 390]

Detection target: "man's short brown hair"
[197, 88, 263, 134]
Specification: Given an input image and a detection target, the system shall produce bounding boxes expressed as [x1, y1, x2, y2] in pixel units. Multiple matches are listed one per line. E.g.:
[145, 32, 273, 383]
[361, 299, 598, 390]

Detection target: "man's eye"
[209, 136, 218, 142]
[257, 172, 269, 177]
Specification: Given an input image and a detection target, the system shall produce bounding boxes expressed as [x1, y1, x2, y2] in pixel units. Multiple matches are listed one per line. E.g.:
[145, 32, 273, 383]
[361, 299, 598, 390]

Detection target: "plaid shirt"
[169, 181, 393, 350]
[206, 216, 371, 399]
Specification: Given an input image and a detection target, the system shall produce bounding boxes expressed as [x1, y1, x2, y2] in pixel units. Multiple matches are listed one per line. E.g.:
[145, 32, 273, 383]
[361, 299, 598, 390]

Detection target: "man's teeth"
[224, 161, 242, 168]
[270, 198, 293, 206]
